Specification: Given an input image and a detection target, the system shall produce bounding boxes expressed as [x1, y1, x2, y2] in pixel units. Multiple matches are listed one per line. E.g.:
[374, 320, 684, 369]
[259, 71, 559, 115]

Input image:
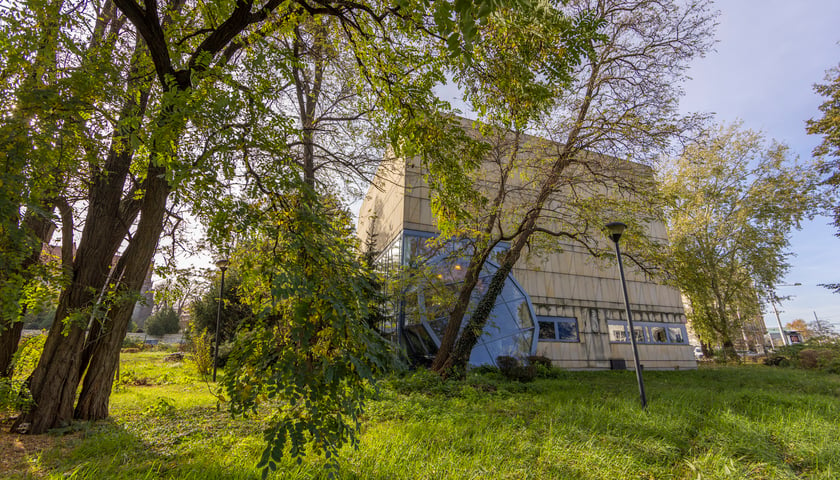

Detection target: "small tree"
[188, 326, 213, 376]
[224, 191, 395, 475]
[145, 307, 180, 337]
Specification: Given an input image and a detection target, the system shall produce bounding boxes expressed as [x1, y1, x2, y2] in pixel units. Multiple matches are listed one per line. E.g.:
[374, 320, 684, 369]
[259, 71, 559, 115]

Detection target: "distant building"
[766, 328, 803, 347]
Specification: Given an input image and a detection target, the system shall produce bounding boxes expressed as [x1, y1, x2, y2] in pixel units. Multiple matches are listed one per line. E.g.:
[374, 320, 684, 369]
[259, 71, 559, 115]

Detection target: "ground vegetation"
[2, 350, 840, 479]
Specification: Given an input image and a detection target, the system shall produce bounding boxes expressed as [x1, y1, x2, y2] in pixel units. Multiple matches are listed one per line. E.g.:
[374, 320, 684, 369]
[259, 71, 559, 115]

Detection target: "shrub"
[0, 377, 32, 417]
[145, 307, 180, 336]
[526, 355, 552, 368]
[470, 364, 500, 375]
[122, 337, 145, 349]
[1, 334, 44, 416]
[189, 327, 213, 376]
[763, 355, 788, 366]
[13, 334, 47, 379]
[799, 349, 819, 369]
[496, 355, 520, 372]
[496, 356, 536, 383]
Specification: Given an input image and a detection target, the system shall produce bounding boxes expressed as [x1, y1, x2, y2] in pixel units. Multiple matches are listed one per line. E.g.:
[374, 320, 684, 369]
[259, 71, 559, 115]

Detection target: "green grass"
[7, 352, 840, 479]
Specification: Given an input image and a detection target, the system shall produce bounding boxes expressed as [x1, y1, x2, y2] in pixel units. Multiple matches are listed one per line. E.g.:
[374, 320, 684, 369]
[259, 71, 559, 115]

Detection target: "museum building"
[357, 128, 696, 371]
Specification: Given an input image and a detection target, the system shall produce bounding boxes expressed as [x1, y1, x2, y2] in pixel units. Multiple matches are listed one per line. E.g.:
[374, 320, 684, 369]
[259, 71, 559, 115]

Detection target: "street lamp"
[605, 222, 647, 409]
[770, 282, 802, 348]
[213, 258, 230, 382]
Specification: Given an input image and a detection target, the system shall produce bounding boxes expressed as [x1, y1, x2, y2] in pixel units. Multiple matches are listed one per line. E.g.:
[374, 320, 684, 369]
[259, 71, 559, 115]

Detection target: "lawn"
[3, 351, 839, 479]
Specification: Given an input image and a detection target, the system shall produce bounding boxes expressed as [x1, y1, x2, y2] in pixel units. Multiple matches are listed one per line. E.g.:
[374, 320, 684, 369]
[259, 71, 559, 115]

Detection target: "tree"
[0, 0, 88, 378]
[809, 315, 838, 342]
[9, 0, 492, 433]
[806, 63, 840, 294]
[144, 307, 180, 336]
[11, 0, 431, 433]
[807, 63, 840, 229]
[7, 3, 519, 473]
[785, 319, 813, 340]
[424, 0, 716, 376]
[661, 124, 821, 358]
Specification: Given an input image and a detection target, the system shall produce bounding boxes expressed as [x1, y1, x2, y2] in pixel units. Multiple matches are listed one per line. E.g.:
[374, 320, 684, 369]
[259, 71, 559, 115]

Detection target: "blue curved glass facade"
[378, 230, 538, 367]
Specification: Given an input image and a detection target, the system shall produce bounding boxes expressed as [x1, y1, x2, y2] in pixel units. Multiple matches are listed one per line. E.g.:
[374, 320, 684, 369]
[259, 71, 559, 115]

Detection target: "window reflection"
[386, 231, 537, 367]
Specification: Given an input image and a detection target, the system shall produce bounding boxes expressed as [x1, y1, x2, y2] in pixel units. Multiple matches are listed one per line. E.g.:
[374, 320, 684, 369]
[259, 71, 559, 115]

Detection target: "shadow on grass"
[3, 407, 276, 480]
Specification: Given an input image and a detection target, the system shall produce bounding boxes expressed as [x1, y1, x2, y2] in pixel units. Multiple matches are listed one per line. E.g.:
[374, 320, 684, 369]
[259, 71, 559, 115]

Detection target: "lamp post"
[606, 222, 647, 409]
[213, 258, 230, 382]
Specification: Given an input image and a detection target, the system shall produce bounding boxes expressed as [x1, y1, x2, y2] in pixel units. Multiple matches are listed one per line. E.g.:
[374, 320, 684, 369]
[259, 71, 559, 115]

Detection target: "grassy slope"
[4, 352, 840, 479]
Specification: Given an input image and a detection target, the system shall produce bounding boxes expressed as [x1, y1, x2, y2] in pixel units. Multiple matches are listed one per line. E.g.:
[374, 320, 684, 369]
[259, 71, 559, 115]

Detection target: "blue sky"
[678, 0, 840, 329]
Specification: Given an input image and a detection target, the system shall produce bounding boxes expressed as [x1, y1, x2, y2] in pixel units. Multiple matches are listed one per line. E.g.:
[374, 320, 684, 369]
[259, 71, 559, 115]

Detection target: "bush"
[0, 377, 32, 417]
[189, 327, 213, 376]
[526, 355, 552, 368]
[1, 334, 44, 417]
[767, 342, 840, 372]
[763, 355, 788, 366]
[496, 356, 536, 383]
[799, 349, 819, 369]
[496, 355, 520, 372]
[145, 307, 180, 336]
[122, 337, 145, 349]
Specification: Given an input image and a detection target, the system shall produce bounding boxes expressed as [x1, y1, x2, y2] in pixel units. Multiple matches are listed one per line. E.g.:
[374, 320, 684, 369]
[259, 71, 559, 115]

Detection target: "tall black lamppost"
[213, 258, 229, 382]
[606, 222, 647, 409]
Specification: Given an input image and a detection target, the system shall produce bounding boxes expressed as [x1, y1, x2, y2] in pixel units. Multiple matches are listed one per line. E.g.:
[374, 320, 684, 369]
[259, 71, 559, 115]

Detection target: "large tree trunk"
[11, 22, 153, 432]
[75, 165, 170, 420]
[11, 141, 141, 434]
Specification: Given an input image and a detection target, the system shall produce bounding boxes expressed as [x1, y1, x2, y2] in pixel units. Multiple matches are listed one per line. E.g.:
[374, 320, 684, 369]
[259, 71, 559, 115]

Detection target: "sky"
[676, 0, 840, 330]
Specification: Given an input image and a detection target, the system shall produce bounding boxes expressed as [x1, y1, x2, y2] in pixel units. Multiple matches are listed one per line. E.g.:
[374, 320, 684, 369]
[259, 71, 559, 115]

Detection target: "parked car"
[693, 346, 704, 360]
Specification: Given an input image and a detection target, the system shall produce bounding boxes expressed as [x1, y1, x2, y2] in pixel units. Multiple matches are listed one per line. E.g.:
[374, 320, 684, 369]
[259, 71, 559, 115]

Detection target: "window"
[608, 323, 628, 342]
[651, 326, 667, 343]
[609, 321, 688, 345]
[536, 316, 579, 342]
[633, 326, 645, 343]
[668, 327, 685, 343]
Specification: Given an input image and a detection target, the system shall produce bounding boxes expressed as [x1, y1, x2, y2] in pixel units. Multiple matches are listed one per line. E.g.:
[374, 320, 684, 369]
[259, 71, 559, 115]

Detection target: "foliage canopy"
[660, 123, 821, 354]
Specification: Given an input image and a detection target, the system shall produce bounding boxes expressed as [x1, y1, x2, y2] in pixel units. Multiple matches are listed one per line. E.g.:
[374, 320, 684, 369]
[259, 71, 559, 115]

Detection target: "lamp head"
[215, 258, 230, 271]
[605, 222, 627, 243]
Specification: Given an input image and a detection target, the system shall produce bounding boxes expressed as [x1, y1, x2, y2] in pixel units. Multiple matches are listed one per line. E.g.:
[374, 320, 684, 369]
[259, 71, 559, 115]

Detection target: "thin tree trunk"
[430, 255, 485, 372]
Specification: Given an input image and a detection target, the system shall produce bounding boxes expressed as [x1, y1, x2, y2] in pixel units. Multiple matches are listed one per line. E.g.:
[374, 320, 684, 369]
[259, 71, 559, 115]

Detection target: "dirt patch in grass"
[0, 417, 82, 478]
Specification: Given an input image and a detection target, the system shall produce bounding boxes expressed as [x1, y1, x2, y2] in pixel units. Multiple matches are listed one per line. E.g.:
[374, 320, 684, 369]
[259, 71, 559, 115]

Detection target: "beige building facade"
[358, 132, 696, 371]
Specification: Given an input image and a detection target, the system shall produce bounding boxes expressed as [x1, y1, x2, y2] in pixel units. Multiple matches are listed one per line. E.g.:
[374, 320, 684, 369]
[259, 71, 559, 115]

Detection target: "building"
[357, 125, 696, 370]
[766, 328, 804, 348]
